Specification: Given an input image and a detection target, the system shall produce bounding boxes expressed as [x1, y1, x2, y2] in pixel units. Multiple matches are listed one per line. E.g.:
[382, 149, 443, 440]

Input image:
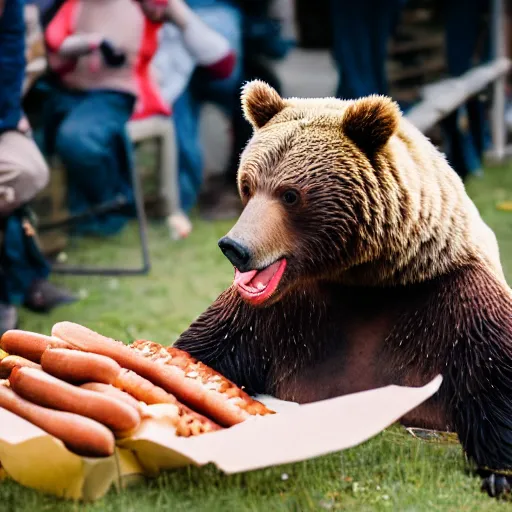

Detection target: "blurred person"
[40, 0, 235, 238]
[440, 0, 492, 181]
[40, 0, 170, 237]
[200, 0, 295, 221]
[153, 0, 241, 232]
[328, 0, 408, 100]
[0, 0, 76, 334]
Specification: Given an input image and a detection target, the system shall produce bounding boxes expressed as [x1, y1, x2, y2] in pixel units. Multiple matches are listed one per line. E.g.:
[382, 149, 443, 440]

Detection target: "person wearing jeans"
[154, 0, 242, 224]
[0, 0, 76, 334]
[202, 0, 295, 221]
[440, 0, 491, 181]
[328, 0, 408, 101]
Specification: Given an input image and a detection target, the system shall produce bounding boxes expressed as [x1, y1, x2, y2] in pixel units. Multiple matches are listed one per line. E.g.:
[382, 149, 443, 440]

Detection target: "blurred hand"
[17, 116, 31, 135]
[99, 40, 127, 68]
[138, 0, 169, 23]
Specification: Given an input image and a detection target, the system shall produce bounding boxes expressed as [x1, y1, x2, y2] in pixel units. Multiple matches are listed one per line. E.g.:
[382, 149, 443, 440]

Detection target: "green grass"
[2, 164, 512, 511]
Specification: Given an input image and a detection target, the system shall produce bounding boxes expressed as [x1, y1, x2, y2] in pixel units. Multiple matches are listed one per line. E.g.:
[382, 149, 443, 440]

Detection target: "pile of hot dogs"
[0, 322, 274, 458]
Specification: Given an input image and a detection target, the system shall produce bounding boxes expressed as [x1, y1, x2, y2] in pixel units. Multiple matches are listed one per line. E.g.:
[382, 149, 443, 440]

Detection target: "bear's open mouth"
[233, 259, 287, 305]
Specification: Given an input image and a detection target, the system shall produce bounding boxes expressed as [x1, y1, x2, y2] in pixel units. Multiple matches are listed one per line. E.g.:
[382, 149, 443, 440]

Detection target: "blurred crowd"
[0, 0, 508, 333]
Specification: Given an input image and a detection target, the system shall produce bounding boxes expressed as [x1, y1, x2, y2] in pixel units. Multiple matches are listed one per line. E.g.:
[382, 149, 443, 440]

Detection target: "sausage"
[42, 348, 177, 406]
[0, 330, 71, 363]
[40, 343, 221, 434]
[0, 383, 115, 457]
[80, 382, 145, 415]
[42, 347, 178, 409]
[52, 322, 273, 427]
[9, 367, 141, 437]
[115, 368, 177, 405]
[115, 369, 222, 435]
[132, 340, 275, 426]
[0, 355, 42, 378]
[51, 322, 195, 405]
[41, 348, 120, 384]
[79, 382, 220, 436]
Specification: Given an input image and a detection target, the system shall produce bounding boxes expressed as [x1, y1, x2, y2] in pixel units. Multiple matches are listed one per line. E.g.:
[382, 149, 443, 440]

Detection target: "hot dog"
[80, 382, 145, 415]
[9, 367, 141, 437]
[0, 330, 71, 362]
[51, 322, 274, 427]
[132, 340, 275, 425]
[0, 355, 42, 378]
[115, 368, 177, 404]
[42, 347, 221, 435]
[0, 382, 115, 457]
[176, 410, 222, 436]
[41, 348, 172, 404]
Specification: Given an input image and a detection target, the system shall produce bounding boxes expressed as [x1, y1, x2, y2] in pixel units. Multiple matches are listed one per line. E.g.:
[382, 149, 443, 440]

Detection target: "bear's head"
[218, 80, 488, 306]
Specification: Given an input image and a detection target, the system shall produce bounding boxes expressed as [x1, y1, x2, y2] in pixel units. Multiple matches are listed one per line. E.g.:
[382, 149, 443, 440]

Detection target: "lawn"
[2, 163, 512, 511]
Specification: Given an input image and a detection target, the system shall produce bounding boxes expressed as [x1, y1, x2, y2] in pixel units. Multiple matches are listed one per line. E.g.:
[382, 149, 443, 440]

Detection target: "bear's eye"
[282, 189, 299, 206]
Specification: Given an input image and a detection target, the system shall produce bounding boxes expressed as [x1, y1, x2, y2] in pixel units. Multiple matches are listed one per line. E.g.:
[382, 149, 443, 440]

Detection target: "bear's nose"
[218, 237, 252, 270]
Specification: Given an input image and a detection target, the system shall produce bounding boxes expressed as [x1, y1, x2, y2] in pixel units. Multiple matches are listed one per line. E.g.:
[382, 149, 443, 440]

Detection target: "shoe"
[167, 212, 193, 240]
[0, 304, 18, 336]
[23, 279, 78, 314]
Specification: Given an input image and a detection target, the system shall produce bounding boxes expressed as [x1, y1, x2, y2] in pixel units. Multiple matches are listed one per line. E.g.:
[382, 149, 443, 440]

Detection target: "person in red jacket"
[41, 0, 235, 236]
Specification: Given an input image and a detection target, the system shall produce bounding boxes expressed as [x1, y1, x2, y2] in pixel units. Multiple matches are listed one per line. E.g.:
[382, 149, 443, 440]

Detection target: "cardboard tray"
[0, 376, 443, 501]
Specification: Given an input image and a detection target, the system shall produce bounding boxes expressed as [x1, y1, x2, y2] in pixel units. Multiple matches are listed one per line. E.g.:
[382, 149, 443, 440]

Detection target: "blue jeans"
[441, 0, 491, 180]
[42, 86, 135, 235]
[329, 0, 408, 100]
[0, 207, 50, 305]
[172, 2, 242, 213]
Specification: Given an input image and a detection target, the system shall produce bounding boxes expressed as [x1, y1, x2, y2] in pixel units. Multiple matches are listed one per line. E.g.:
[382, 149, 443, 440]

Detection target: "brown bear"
[175, 80, 512, 497]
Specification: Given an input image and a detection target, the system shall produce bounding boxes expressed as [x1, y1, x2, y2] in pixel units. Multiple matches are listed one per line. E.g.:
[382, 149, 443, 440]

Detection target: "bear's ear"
[242, 80, 286, 129]
[341, 95, 401, 155]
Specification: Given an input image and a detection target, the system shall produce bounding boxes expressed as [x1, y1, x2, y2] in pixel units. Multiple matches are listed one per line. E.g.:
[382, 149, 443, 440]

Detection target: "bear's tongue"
[234, 260, 283, 292]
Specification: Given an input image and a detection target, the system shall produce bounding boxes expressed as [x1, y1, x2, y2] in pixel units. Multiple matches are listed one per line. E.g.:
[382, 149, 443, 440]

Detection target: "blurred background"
[1, 2, 512, 508]
[0, 0, 511, 341]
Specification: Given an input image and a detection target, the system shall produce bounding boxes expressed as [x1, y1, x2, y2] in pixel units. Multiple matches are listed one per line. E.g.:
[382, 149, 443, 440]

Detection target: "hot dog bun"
[132, 341, 274, 426]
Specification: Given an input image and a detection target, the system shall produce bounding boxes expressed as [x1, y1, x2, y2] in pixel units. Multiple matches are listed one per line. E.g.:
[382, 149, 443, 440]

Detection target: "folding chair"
[39, 116, 179, 276]
[39, 152, 151, 276]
